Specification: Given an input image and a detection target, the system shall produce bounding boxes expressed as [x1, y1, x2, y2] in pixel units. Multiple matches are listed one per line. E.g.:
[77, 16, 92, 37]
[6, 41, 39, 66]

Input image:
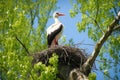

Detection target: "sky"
[46, 0, 94, 53]
[30, 0, 120, 79]
[46, 0, 104, 79]
[45, 0, 120, 80]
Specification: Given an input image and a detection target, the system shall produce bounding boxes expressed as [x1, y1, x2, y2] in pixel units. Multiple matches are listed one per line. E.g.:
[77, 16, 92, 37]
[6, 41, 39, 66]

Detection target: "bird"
[47, 12, 65, 48]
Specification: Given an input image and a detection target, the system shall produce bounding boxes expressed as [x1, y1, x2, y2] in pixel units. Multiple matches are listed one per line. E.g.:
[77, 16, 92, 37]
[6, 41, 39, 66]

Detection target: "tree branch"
[95, 0, 99, 20]
[84, 13, 104, 34]
[94, 19, 104, 34]
[69, 68, 88, 80]
[10, 25, 30, 55]
[80, 12, 120, 76]
[113, 25, 120, 31]
[15, 36, 29, 55]
[93, 67, 115, 80]
[95, 59, 120, 65]
[27, 1, 39, 37]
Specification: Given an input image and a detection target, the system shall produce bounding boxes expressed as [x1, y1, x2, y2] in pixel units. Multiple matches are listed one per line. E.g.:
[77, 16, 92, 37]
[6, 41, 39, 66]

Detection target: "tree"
[1, 0, 120, 80]
[0, 0, 58, 79]
[70, 0, 120, 79]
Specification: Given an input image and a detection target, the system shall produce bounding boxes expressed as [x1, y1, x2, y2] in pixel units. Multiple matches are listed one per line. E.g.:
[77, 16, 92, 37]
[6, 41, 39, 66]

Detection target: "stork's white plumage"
[47, 12, 64, 48]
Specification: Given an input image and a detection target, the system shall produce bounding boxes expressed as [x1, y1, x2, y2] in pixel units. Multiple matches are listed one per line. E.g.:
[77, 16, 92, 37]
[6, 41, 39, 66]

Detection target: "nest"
[32, 46, 87, 80]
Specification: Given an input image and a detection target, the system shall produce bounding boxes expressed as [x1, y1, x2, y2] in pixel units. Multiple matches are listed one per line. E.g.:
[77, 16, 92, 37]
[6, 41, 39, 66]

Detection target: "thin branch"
[93, 0, 104, 34]
[103, 71, 115, 80]
[93, 67, 115, 80]
[27, 1, 39, 37]
[73, 42, 95, 47]
[94, 19, 105, 34]
[15, 36, 29, 55]
[91, 15, 120, 63]
[9, 24, 30, 55]
[113, 25, 120, 31]
[95, 0, 99, 20]
[95, 59, 120, 65]
[29, 0, 39, 26]
[80, 12, 120, 76]
[72, 39, 94, 47]
[83, 13, 104, 34]
[84, 0, 105, 34]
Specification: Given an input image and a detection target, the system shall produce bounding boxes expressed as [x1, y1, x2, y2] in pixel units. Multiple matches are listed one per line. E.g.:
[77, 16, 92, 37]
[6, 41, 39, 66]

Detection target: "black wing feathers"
[47, 24, 63, 47]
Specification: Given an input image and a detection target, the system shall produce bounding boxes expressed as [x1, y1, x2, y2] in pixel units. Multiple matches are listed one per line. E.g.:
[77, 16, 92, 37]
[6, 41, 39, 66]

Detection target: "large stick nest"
[32, 46, 87, 80]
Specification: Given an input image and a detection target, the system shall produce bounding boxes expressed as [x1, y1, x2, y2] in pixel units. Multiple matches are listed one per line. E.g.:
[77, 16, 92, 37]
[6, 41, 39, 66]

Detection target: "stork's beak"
[58, 13, 65, 16]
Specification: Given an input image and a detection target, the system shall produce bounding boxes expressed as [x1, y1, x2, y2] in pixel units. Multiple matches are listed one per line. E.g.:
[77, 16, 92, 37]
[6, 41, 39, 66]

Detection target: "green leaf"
[88, 72, 96, 80]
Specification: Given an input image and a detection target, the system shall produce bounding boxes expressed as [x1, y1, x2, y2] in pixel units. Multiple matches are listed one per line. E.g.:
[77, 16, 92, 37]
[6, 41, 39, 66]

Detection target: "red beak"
[58, 13, 65, 16]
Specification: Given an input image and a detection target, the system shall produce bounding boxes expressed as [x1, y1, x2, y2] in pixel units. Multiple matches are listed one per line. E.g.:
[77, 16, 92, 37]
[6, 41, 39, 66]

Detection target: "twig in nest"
[61, 47, 69, 62]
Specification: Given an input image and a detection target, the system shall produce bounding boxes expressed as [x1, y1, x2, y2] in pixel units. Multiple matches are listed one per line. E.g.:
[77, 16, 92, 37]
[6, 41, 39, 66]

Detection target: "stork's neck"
[54, 17, 60, 23]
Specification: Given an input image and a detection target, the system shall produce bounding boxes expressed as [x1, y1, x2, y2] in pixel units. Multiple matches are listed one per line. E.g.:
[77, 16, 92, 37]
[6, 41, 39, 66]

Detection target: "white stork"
[47, 12, 65, 48]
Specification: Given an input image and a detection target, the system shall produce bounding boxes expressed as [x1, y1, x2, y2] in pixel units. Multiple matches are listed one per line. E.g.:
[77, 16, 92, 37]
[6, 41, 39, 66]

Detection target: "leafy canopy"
[0, 0, 58, 80]
[70, 0, 120, 79]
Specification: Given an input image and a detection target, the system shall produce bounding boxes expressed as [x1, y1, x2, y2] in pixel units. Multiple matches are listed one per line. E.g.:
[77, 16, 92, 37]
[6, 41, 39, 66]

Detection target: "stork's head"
[53, 12, 65, 18]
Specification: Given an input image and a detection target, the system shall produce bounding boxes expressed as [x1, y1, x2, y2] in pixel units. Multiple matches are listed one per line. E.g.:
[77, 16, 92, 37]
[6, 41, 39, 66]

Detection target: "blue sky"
[46, 0, 104, 79]
[46, 0, 120, 79]
[46, 0, 94, 53]
[30, 0, 120, 79]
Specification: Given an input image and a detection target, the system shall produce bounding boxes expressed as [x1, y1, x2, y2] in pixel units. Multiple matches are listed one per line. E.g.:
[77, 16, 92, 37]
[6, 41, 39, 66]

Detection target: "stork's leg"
[54, 38, 58, 45]
[56, 40, 58, 45]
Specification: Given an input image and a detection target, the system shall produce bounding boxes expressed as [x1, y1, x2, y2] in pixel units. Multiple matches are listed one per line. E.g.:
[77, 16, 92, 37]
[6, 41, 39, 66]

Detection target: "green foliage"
[59, 35, 67, 45]
[88, 72, 96, 80]
[0, 0, 57, 80]
[69, 3, 78, 18]
[68, 39, 74, 46]
[59, 35, 75, 46]
[49, 53, 59, 67]
[70, 0, 120, 79]
[32, 53, 59, 80]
